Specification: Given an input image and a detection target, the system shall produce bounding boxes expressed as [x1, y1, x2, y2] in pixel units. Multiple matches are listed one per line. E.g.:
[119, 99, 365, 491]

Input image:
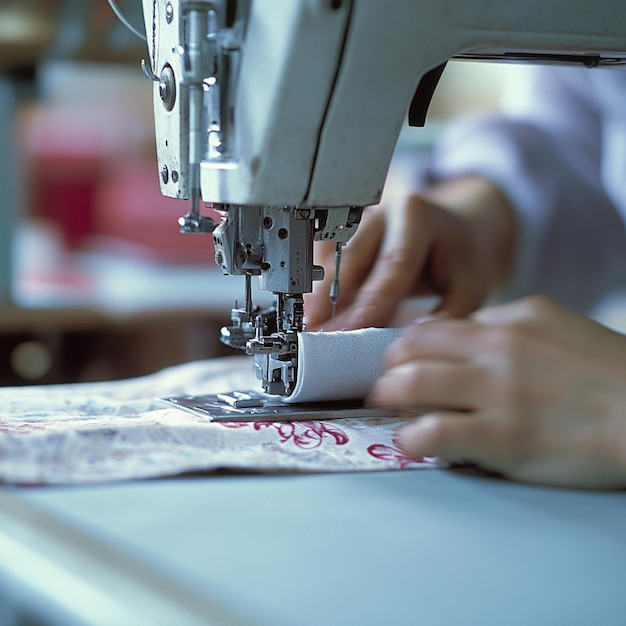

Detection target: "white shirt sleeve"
[428, 65, 626, 314]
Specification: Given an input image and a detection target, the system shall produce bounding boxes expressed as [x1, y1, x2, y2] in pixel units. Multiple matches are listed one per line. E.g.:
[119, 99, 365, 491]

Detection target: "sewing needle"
[329, 242, 343, 321]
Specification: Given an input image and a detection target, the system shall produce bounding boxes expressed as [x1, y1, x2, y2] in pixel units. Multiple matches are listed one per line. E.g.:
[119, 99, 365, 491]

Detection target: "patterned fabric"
[0, 357, 437, 486]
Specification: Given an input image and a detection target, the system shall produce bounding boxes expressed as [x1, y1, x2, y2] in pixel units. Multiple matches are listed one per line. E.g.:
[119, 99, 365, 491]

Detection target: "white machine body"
[141, 0, 626, 396]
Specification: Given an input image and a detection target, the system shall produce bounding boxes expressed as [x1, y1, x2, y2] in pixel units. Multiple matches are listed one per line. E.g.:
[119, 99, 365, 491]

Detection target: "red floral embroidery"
[0, 423, 45, 435]
[367, 438, 426, 468]
[254, 421, 349, 449]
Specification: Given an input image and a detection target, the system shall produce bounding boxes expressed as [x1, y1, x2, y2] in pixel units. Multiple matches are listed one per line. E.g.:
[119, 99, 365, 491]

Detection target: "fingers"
[337, 197, 440, 329]
[396, 413, 494, 462]
[383, 319, 480, 369]
[472, 296, 626, 367]
[374, 295, 626, 489]
[472, 296, 555, 326]
[435, 256, 489, 317]
[305, 208, 385, 329]
[368, 359, 484, 411]
[306, 192, 492, 330]
[421, 208, 490, 318]
[472, 295, 590, 334]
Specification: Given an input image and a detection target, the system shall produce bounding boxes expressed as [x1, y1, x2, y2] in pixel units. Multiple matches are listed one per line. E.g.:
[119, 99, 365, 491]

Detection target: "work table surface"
[2, 468, 625, 625]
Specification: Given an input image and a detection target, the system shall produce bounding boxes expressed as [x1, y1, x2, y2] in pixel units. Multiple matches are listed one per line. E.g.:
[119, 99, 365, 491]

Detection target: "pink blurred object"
[24, 106, 117, 247]
[93, 158, 220, 264]
[23, 98, 219, 263]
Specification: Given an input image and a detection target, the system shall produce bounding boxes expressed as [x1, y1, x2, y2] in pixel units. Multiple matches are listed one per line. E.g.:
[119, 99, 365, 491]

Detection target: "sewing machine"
[141, 0, 626, 398]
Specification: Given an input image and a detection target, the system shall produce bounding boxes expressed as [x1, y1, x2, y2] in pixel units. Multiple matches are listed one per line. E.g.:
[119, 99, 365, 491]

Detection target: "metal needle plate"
[160, 390, 396, 422]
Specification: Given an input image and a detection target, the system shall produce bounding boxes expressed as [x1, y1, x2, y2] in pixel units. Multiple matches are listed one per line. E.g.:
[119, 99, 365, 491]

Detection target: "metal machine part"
[141, 0, 362, 396]
[141, 0, 626, 397]
[161, 391, 399, 421]
[215, 204, 361, 396]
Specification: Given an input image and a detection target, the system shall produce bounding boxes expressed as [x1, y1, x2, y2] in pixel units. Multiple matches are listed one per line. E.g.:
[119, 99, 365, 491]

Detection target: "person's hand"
[368, 296, 626, 489]
[304, 176, 515, 330]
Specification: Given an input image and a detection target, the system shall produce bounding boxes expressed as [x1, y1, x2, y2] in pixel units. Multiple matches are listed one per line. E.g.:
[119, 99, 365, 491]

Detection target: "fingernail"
[396, 423, 417, 449]
[397, 418, 433, 454]
[413, 311, 451, 325]
[348, 307, 385, 330]
[345, 308, 366, 329]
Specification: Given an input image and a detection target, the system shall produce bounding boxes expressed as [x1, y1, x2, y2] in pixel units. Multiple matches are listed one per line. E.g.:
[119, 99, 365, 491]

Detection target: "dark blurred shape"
[0, 1, 59, 71]
[0, 0, 147, 70]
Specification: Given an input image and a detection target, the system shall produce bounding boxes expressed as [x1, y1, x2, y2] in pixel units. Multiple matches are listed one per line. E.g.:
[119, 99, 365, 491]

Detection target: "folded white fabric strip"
[285, 327, 404, 404]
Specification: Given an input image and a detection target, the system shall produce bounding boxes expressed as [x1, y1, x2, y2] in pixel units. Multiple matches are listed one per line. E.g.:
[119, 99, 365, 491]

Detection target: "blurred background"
[0, 0, 533, 386]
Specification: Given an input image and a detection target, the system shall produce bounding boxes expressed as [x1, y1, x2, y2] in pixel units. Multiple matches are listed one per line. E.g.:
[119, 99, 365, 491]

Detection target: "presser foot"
[220, 317, 298, 397]
[220, 292, 303, 397]
[248, 330, 298, 397]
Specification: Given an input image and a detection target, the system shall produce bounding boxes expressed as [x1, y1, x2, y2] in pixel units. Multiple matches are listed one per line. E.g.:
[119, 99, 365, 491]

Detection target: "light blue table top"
[8, 467, 626, 625]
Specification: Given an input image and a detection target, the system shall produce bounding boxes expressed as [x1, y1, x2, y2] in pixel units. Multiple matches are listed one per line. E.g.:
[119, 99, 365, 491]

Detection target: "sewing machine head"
[141, 0, 626, 397]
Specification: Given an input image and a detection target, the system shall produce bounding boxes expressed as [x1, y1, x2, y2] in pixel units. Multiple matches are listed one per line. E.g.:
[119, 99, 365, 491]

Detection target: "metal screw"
[165, 2, 174, 24]
[158, 65, 176, 111]
[171, 170, 179, 182]
[161, 164, 169, 184]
